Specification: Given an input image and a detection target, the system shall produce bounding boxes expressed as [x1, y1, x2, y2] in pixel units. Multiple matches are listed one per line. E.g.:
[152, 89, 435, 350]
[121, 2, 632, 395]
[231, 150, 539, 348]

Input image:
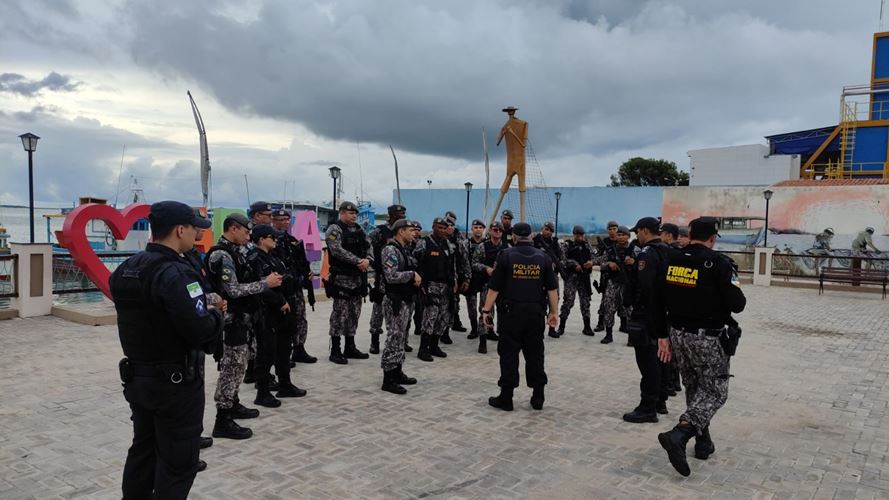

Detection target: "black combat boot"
[478, 333, 488, 354]
[230, 400, 260, 419]
[593, 314, 605, 332]
[292, 344, 318, 364]
[468, 315, 479, 339]
[548, 326, 559, 338]
[276, 374, 307, 398]
[488, 386, 514, 411]
[212, 409, 253, 440]
[243, 359, 255, 384]
[440, 330, 453, 345]
[656, 401, 668, 415]
[601, 327, 613, 344]
[369, 333, 381, 354]
[417, 333, 433, 362]
[343, 336, 369, 359]
[381, 369, 407, 395]
[200, 437, 213, 449]
[557, 315, 568, 336]
[404, 337, 413, 352]
[451, 316, 467, 332]
[622, 405, 659, 423]
[487, 330, 500, 341]
[329, 336, 348, 365]
[396, 364, 417, 385]
[658, 422, 696, 477]
[254, 379, 282, 408]
[197, 460, 207, 473]
[530, 386, 545, 410]
[429, 335, 448, 358]
[582, 316, 594, 336]
[694, 426, 715, 460]
[619, 317, 628, 333]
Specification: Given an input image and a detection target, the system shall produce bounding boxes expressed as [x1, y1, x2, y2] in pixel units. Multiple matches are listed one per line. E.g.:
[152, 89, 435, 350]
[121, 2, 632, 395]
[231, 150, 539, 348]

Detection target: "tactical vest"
[419, 236, 453, 283]
[663, 245, 728, 329]
[204, 239, 260, 314]
[603, 244, 630, 283]
[383, 241, 418, 300]
[482, 239, 508, 267]
[111, 250, 187, 363]
[565, 240, 592, 272]
[329, 220, 369, 276]
[372, 224, 395, 271]
[499, 245, 548, 307]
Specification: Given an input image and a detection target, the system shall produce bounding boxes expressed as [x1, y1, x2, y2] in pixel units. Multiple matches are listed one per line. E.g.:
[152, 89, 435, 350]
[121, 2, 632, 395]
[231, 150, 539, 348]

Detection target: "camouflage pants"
[465, 293, 477, 326]
[560, 274, 591, 320]
[601, 281, 629, 329]
[422, 282, 452, 338]
[329, 295, 363, 337]
[370, 300, 384, 336]
[669, 327, 731, 433]
[291, 293, 308, 347]
[381, 296, 412, 371]
[214, 343, 248, 410]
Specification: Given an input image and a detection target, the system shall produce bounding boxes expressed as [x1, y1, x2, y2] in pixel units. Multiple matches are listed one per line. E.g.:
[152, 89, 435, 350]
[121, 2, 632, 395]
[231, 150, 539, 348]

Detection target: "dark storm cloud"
[121, 0, 873, 162]
[0, 72, 81, 97]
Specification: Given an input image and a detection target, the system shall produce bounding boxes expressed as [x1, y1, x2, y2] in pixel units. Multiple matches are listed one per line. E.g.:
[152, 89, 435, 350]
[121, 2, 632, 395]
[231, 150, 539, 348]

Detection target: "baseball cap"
[224, 212, 252, 231]
[660, 223, 679, 239]
[272, 208, 291, 218]
[251, 224, 281, 241]
[689, 217, 720, 239]
[629, 217, 660, 233]
[392, 219, 411, 231]
[149, 201, 212, 229]
[249, 201, 272, 216]
[513, 222, 532, 237]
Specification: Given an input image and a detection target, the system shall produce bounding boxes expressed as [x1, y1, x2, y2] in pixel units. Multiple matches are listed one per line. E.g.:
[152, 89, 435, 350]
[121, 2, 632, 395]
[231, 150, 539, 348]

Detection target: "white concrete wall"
[688, 144, 799, 186]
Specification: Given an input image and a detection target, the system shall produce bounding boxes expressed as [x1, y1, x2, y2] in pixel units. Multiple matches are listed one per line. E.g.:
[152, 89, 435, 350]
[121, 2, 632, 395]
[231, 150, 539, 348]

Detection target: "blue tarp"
[765, 126, 839, 155]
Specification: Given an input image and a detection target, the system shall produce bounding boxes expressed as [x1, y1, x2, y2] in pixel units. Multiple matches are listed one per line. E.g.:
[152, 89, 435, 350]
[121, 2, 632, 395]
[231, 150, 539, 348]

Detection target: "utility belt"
[498, 299, 544, 315]
[672, 325, 724, 337]
[119, 351, 204, 385]
[672, 323, 742, 356]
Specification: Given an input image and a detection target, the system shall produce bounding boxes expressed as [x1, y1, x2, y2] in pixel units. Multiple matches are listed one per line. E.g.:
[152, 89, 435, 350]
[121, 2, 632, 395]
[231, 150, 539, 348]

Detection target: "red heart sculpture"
[61, 203, 151, 299]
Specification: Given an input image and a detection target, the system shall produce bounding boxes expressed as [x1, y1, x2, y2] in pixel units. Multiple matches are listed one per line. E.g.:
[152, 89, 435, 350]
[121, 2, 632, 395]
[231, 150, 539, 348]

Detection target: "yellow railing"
[801, 161, 888, 179]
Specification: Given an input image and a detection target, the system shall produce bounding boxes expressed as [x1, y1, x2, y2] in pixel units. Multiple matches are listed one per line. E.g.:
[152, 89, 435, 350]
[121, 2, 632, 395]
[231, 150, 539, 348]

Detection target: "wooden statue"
[490, 106, 528, 224]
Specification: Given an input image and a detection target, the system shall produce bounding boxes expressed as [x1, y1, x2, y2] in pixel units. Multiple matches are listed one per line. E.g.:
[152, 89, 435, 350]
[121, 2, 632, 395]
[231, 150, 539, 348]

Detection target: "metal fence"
[771, 251, 889, 282]
[0, 254, 17, 308]
[717, 250, 754, 275]
[52, 251, 136, 294]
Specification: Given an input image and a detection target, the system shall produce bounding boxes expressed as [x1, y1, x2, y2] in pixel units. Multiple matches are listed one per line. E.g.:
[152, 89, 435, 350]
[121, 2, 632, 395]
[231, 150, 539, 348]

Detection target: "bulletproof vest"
[383, 241, 418, 299]
[329, 220, 369, 276]
[565, 240, 592, 271]
[257, 249, 294, 298]
[419, 236, 453, 283]
[662, 245, 725, 329]
[372, 224, 395, 271]
[205, 239, 260, 314]
[603, 244, 630, 281]
[499, 245, 548, 306]
[111, 250, 188, 363]
[482, 239, 508, 267]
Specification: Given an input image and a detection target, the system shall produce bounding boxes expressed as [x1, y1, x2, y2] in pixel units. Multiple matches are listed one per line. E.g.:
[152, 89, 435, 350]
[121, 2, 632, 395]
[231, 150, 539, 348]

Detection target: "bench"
[819, 267, 888, 298]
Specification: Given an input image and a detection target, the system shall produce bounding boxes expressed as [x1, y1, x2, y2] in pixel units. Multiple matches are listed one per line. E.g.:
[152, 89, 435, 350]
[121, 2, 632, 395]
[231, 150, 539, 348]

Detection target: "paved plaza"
[1, 285, 889, 499]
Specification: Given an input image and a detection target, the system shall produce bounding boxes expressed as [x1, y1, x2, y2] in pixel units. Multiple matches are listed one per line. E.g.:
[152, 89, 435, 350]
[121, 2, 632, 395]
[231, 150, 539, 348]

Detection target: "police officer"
[379, 219, 421, 394]
[465, 219, 487, 339]
[482, 222, 559, 411]
[325, 201, 373, 364]
[270, 209, 317, 364]
[660, 223, 680, 248]
[445, 210, 471, 336]
[369, 204, 407, 354]
[595, 225, 632, 344]
[677, 227, 690, 248]
[243, 201, 274, 384]
[111, 201, 224, 499]
[251, 224, 308, 407]
[658, 221, 683, 394]
[557, 225, 594, 337]
[653, 217, 746, 477]
[402, 220, 423, 352]
[500, 209, 515, 245]
[471, 221, 509, 353]
[206, 213, 281, 439]
[413, 217, 455, 361]
[533, 221, 563, 272]
[593, 221, 620, 333]
[622, 217, 671, 423]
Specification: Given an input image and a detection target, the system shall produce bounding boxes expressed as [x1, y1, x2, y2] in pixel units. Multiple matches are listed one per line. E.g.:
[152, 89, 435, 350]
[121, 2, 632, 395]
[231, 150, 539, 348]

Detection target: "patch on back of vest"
[512, 263, 541, 279]
[665, 265, 698, 287]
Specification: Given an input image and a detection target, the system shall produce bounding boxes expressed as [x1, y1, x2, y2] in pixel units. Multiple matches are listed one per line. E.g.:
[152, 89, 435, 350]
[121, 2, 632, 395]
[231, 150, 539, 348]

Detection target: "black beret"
[501, 209, 514, 219]
[387, 204, 406, 213]
[273, 208, 291, 218]
[249, 201, 272, 215]
[572, 225, 585, 235]
[471, 219, 486, 228]
[339, 201, 359, 212]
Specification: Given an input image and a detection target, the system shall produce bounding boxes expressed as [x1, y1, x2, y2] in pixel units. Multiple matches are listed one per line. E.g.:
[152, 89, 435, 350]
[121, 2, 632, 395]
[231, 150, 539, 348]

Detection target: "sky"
[0, 0, 880, 210]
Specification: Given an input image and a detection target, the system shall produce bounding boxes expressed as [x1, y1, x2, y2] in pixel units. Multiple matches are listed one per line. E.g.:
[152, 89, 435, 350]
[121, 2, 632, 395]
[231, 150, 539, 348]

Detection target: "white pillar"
[753, 247, 775, 287]
[10, 243, 53, 317]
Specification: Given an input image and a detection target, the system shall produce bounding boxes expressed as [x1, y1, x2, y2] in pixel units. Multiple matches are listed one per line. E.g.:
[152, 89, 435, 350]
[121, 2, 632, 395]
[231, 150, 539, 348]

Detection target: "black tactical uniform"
[485, 223, 558, 411]
[111, 201, 223, 500]
[413, 219, 456, 361]
[622, 217, 672, 423]
[558, 227, 594, 336]
[653, 217, 746, 477]
[271, 210, 316, 364]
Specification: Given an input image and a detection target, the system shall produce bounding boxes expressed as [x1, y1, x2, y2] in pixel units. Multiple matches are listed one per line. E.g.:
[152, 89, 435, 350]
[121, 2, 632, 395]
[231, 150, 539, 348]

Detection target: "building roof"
[772, 179, 889, 187]
[765, 125, 839, 156]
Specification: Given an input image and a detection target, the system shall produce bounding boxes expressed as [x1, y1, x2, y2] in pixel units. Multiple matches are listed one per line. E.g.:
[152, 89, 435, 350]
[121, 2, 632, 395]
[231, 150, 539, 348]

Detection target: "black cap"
[387, 204, 406, 214]
[689, 217, 720, 239]
[249, 201, 272, 216]
[339, 201, 359, 213]
[149, 201, 212, 229]
[251, 224, 281, 241]
[660, 223, 679, 239]
[513, 222, 532, 237]
[445, 210, 457, 221]
[471, 219, 486, 228]
[489, 221, 504, 231]
[542, 221, 555, 231]
[224, 212, 252, 230]
[501, 209, 514, 219]
[392, 219, 411, 232]
[432, 217, 448, 226]
[272, 208, 291, 218]
[572, 225, 585, 235]
[630, 217, 660, 233]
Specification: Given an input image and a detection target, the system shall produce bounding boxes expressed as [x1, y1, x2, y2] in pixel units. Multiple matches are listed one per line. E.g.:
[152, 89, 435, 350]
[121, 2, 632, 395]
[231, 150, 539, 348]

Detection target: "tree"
[609, 157, 689, 186]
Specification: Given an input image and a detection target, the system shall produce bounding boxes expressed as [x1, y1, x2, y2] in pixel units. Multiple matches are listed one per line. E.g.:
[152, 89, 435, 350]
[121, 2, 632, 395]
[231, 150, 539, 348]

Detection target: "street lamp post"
[464, 182, 473, 233]
[554, 191, 562, 239]
[19, 133, 40, 243]
[762, 189, 773, 247]
[329, 166, 341, 209]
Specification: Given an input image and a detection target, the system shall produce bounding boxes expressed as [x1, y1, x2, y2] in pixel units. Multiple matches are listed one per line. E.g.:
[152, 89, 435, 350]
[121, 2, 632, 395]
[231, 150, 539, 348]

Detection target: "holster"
[369, 285, 384, 304]
[719, 323, 742, 356]
[119, 357, 133, 384]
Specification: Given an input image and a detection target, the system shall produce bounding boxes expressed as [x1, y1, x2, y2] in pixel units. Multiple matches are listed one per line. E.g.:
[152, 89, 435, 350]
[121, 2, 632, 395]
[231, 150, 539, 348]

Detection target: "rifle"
[304, 275, 316, 311]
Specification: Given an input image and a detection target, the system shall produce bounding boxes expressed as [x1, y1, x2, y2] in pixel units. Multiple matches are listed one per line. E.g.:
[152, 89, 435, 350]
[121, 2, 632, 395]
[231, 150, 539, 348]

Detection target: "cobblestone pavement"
[1, 285, 888, 499]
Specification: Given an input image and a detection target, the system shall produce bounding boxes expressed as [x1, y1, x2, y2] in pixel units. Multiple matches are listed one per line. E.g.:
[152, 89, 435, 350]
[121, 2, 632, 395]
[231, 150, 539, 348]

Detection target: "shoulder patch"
[384, 253, 399, 269]
[186, 282, 203, 298]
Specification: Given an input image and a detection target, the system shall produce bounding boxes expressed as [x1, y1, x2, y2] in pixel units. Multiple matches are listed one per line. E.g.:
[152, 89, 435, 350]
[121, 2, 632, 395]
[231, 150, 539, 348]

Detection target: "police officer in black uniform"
[111, 201, 224, 500]
[653, 217, 746, 477]
[622, 217, 671, 423]
[482, 223, 560, 411]
[500, 209, 515, 245]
